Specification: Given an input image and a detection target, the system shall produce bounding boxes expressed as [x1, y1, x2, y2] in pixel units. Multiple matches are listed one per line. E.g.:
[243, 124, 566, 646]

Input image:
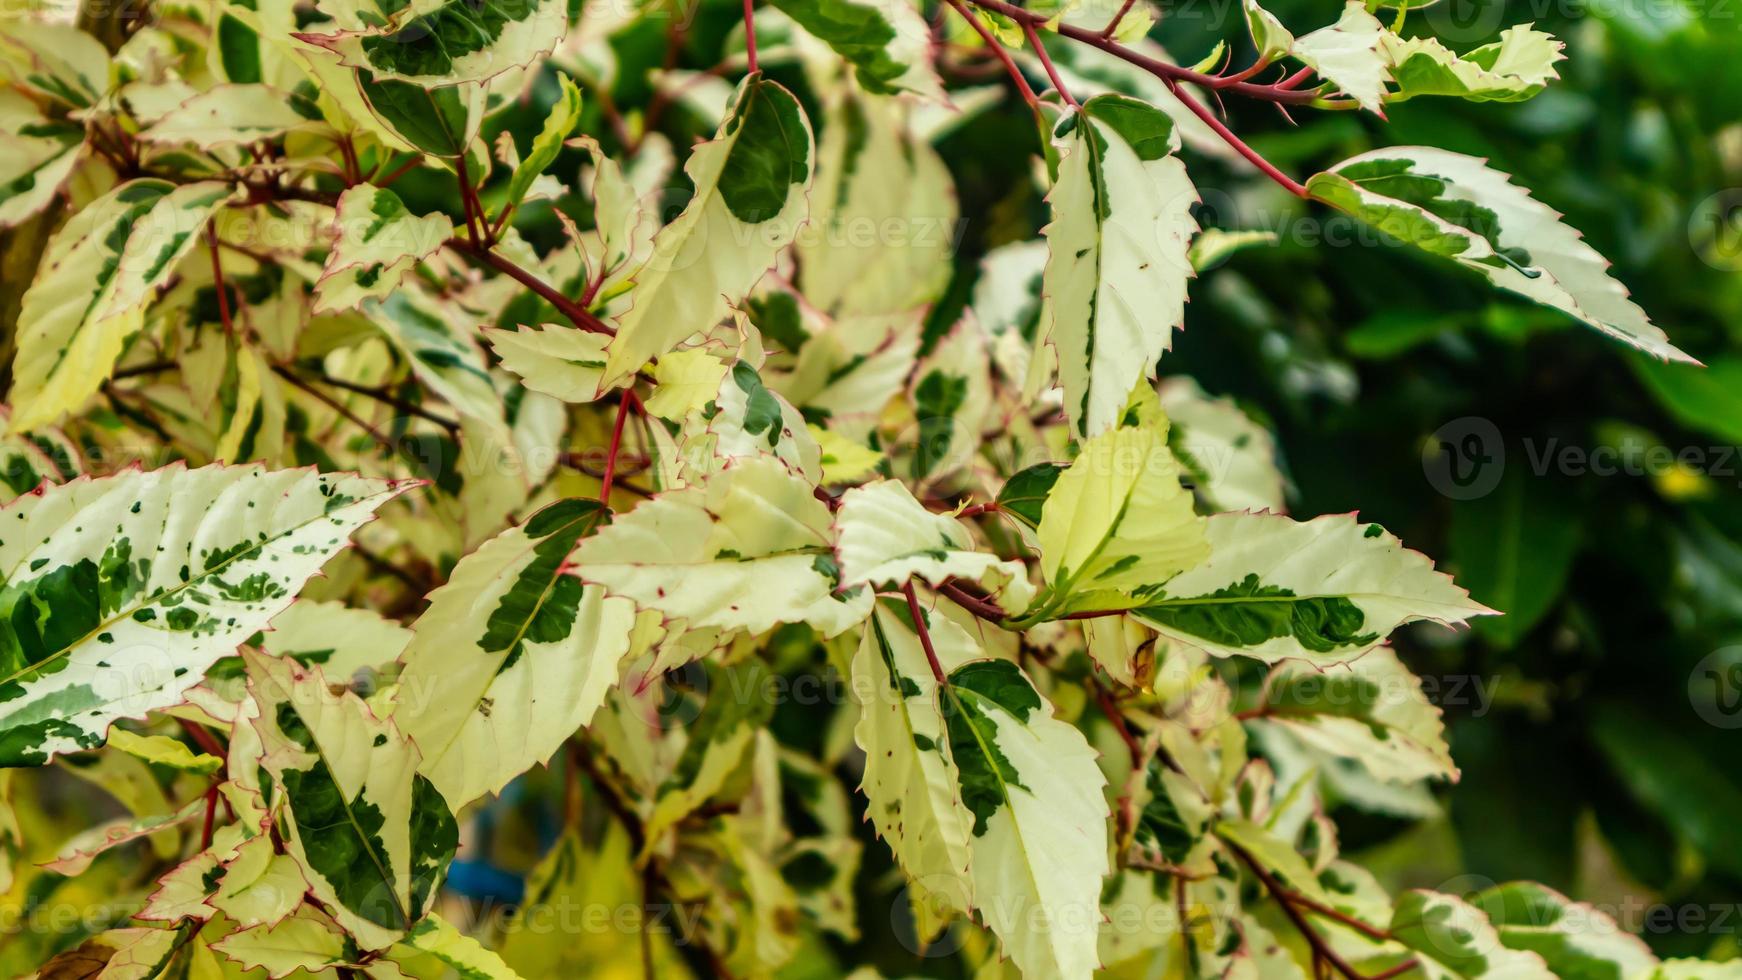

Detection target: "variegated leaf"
[315, 185, 453, 314]
[298, 0, 566, 87]
[1159, 377, 1287, 515]
[1249, 648, 1456, 783]
[245, 649, 457, 950]
[1131, 512, 1492, 664]
[855, 601, 1109, 979]
[835, 479, 1033, 613]
[0, 89, 83, 229]
[795, 88, 956, 318]
[1029, 389, 1208, 618]
[0, 464, 410, 767]
[396, 499, 635, 808]
[485, 323, 611, 403]
[495, 73, 581, 226]
[1044, 94, 1198, 438]
[8, 180, 232, 432]
[1307, 147, 1693, 362]
[1382, 890, 1555, 980]
[573, 457, 871, 636]
[770, 0, 943, 98]
[387, 914, 526, 978]
[600, 75, 813, 387]
[1244, 0, 1392, 114]
[1382, 25, 1565, 103]
[139, 83, 319, 145]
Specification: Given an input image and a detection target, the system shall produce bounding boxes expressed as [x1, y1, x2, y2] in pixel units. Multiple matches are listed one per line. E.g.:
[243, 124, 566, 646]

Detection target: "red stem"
[902, 582, 949, 686]
[743, 0, 759, 74]
[1023, 21, 1078, 106]
[177, 718, 228, 761]
[377, 153, 424, 188]
[205, 224, 236, 338]
[937, 579, 1008, 623]
[943, 0, 1041, 109]
[1161, 79, 1310, 197]
[1098, 0, 1140, 38]
[454, 153, 484, 246]
[449, 242, 615, 335]
[199, 784, 219, 849]
[966, 0, 1317, 105]
[599, 389, 640, 505]
[1091, 677, 1142, 769]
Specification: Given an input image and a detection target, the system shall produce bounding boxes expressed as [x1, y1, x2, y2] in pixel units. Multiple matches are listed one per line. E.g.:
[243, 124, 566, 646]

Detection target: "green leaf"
[1307, 148, 1693, 363]
[769, 0, 942, 98]
[1448, 467, 1581, 648]
[0, 463, 411, 767]
[1591, 702, 1742, 881]
[358, 72, 484, 159]
[996, 463, 1063, 530]
[1630, 354, 1742, 447]
[496, 73, 582, 225]
[299, 0, 565, 86]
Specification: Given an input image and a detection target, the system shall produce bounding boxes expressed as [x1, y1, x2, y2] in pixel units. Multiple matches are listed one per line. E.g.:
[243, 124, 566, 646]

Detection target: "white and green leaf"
[0, 464, 409, 767]
[245, 649, 457, 950]
[396, 499, 635, 808]
[8, 179, 232, 432]
[600, 75, 813, 387]
[575, 458, 870, 636]
[1307, 147, 1694, 362]
[1131, 512, 1490, 664]
[315, 185, 453, 314]
[1043, 94, 1198, 438]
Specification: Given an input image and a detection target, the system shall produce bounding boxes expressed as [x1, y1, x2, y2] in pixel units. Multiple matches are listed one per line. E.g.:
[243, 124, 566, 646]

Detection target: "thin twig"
[271, 365, 397, 453]
[1228, 842, 1403, 980]
[903, 581, 950, 686]
[743, 0, 759, 74]
[1098, 0, 1140, 38]
[943, 0, 1041, 109]
[447, 241, 615, 335]
[376, 153, 425, 188]
[309, 372, 459, 433]
[1023, 21, 1078, 106]
[205, 224, 236, 338]
[1090, 675, 1142, 769]
[600, 389, 641, 505]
